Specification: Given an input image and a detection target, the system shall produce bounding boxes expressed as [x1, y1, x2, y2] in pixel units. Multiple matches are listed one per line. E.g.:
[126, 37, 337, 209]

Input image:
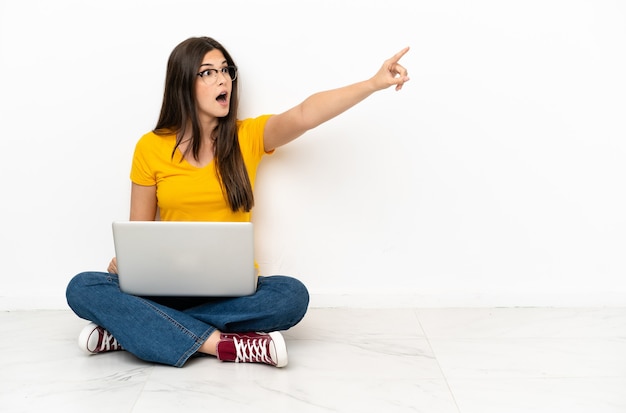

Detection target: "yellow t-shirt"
[130, 115, 272, 222]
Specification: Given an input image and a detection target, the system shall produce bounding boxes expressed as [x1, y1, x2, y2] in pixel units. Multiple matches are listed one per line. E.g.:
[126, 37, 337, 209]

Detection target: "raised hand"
[371, 47, 410, 91]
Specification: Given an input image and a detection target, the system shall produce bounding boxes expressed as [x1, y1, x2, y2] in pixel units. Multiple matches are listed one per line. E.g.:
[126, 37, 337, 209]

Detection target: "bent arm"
[108, 183, 157, 274]
[130, 183, 158, 221]
[263, 47, 410, 151]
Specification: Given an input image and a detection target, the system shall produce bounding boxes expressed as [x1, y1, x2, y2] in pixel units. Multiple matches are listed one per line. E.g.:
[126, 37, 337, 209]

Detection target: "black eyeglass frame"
[196, 66, 238, 83]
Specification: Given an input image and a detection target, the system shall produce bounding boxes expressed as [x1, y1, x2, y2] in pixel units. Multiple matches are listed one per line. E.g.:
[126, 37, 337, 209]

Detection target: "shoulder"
[236, 115, 273, 156]
[237, 114, 273, 136]
[136, 130, 176, 146]
[134, 130, 176, 155]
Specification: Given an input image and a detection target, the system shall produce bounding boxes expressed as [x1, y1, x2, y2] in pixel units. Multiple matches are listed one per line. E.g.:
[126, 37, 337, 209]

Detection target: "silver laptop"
[112, 221, 258, 297]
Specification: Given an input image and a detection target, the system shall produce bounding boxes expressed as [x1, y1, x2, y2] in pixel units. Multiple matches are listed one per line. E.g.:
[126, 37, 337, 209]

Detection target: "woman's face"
[195, 49, 233, 122]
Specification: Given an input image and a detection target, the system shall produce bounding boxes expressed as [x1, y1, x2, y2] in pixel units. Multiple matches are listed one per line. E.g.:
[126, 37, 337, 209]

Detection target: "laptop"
[112, 221, 258, 297]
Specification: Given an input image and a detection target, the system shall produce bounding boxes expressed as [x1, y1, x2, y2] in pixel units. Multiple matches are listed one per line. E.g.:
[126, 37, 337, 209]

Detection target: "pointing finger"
[389, 46, 410, 65]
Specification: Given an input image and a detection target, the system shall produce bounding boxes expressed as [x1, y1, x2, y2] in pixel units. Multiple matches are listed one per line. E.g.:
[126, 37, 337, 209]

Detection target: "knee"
[66, 271, 116, 310]
[291, 278, 310, 322]
[289, 277, 310, 314]
[267, 275, 310, 323]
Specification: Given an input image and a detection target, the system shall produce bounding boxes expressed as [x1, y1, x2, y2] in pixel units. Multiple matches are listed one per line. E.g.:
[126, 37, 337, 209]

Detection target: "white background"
[1, 0, 625, 309]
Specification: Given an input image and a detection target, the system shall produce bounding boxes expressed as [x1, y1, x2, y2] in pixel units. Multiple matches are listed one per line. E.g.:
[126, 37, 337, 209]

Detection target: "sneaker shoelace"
[99, 329, 122, 352]
[232, 336, 273, 364]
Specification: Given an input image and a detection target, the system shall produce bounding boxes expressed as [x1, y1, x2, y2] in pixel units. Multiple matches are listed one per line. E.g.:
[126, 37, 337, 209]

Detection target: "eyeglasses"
[196, 66, 238, 85]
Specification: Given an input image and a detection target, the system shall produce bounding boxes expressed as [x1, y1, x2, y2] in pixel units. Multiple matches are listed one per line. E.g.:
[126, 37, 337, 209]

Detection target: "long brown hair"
[154, 36, 253, 212]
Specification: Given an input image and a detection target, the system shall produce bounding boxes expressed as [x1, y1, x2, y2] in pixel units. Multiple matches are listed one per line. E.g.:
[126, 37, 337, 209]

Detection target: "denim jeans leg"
[66, 273, 309, 367]
[66, 272, 215, 367]
[182, 275, 310, 333]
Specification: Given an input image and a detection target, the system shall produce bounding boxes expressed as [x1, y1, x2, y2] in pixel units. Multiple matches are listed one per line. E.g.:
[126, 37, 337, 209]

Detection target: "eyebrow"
[199, 60, 228, 68]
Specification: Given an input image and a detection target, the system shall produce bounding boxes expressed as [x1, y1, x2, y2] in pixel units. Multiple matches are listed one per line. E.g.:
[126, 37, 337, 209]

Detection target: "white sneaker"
[78, 322, 124, 354]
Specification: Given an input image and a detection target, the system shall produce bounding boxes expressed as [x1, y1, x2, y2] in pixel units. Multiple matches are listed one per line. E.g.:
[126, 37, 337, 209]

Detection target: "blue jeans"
[66, 272, 309, 367]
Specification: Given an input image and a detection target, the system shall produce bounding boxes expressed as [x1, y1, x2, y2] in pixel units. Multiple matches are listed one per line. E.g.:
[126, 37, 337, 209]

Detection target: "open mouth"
[216, 92, 228, 104]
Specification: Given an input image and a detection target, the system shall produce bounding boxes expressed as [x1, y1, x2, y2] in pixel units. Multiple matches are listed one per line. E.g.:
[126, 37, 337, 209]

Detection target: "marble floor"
[1, 307, 625, 413]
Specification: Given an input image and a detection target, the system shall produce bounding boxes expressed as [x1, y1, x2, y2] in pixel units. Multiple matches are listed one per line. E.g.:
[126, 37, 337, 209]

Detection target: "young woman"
[66, 36, 409, 368]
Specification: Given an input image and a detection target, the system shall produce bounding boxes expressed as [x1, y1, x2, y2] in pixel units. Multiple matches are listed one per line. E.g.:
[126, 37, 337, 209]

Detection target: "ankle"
[198, 330, 221, 356]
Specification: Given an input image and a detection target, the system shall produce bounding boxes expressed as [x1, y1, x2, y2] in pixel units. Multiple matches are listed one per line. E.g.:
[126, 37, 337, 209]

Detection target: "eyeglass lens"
[200, 67, 237, 84]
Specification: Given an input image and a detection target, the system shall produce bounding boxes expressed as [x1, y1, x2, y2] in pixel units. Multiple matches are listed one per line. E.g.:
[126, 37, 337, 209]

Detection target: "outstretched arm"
[263, 47, 410, 152]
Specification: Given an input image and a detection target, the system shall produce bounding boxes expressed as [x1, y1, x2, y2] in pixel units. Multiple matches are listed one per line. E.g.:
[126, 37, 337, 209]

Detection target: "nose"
[216, 70, 228, 85]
